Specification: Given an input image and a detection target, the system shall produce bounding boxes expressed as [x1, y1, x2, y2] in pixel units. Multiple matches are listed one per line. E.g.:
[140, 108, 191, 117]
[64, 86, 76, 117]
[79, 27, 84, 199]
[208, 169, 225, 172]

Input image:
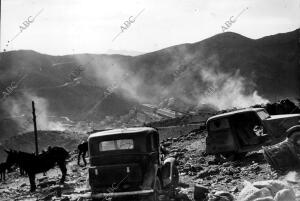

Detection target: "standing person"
[77, 141, 88, 166]
[0, 162, 9, 181]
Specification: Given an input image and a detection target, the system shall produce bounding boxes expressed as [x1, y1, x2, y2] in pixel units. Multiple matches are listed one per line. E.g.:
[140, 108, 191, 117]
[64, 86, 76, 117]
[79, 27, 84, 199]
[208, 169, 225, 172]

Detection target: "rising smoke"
[197, 67, 269, 110]
[0, 49, 270, 142]
[1, 92, 66, 136]
[76, 52, 269, 112]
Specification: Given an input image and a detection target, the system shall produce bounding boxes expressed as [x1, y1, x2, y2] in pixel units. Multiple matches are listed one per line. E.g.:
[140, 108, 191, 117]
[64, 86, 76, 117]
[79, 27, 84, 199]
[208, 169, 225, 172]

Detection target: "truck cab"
[206, 108, 300, 156]
[88, 127, 179, 201]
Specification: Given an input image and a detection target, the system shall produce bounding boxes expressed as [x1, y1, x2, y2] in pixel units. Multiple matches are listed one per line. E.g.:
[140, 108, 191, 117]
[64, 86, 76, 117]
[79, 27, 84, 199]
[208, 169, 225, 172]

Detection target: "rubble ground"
[0, 156, 90, 201]
[161, 130, 300, 200]
[1, 129, 300, 200]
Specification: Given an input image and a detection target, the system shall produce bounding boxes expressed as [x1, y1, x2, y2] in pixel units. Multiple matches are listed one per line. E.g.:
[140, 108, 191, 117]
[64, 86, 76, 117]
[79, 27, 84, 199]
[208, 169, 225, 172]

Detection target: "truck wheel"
[220, 152, 235, 160]
[172, 166, 179, 186]
[194, 184, 209, 201]
[169, 166, 179, 198]
[221, 152, 246, 160]
[234, 152, 247, 159]
[152, 176, 162, 201]
[141, 176, 162, 201]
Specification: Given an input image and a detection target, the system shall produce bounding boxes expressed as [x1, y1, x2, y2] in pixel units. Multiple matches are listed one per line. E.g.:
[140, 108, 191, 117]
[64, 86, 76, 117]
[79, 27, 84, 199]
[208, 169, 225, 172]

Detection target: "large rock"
[194, 184, 209, 201]
[208, 191, 234, 201]
[237, 180, 296, 201]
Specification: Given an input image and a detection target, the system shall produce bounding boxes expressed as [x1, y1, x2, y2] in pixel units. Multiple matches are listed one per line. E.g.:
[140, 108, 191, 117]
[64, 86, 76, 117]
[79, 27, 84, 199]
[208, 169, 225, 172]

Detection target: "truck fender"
[162, 157, 177, 186]
[286, 125, 300, 144]
[141, 164, 159, 190]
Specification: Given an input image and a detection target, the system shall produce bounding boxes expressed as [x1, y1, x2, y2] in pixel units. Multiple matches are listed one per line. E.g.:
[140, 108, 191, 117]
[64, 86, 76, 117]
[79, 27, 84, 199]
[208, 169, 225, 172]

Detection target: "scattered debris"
[264, 125, 300, 171]
[1, 112, 300, 200]
[237, 180, 296, 201]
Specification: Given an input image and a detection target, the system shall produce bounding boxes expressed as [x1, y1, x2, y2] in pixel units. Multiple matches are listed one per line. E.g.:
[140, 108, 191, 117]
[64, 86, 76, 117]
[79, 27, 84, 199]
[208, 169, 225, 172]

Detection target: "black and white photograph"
[0, 0, 300, 200]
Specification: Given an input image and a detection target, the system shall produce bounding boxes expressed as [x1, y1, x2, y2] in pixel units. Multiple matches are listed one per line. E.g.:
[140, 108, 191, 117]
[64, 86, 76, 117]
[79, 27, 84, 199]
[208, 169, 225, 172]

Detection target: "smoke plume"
[197, 67, 269, 110]
[74, 53, 269, 112]
[1, 92, 66, 135]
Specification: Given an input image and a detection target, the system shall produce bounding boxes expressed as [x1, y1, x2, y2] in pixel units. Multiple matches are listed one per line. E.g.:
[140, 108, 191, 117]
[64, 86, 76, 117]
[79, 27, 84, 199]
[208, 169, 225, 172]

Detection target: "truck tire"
[221, 152, 247, 160]
[141, 176, 162, 201]
[172, 166, 179, 187]
[234, 152, 247, 159]
[194, 184, 209, 201]
[169, 166, 179, 198]
[152, 176, 162, 201]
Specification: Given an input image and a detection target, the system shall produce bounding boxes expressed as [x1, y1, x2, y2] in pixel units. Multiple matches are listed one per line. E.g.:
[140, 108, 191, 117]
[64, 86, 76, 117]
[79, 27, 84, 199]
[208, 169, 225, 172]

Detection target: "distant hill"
[105, 49, 144, 56]
[0, 130, 87, 162]
[0, 29, 299, 140]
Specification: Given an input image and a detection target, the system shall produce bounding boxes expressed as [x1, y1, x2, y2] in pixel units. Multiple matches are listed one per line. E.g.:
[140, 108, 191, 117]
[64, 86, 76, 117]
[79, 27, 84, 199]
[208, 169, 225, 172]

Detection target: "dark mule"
[5, 147, 70, 192]
[0, 162, 9, 181]
[19, 166, 26, 176]
[77, 141, 88, 166]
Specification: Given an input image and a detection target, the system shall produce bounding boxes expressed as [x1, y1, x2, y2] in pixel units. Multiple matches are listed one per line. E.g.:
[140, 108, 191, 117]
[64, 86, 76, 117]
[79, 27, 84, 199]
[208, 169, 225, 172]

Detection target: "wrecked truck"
[263, 125, 300, 170]
[205, 108, 300, 157]
[88, 127, 179, 201]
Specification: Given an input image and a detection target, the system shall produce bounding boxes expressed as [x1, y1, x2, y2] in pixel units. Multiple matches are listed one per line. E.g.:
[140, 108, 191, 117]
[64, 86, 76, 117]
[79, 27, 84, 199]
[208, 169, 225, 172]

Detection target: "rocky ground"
[0, 154, 91, 201]
[161, 129, 300, 200]
[1, 129, 300, 201]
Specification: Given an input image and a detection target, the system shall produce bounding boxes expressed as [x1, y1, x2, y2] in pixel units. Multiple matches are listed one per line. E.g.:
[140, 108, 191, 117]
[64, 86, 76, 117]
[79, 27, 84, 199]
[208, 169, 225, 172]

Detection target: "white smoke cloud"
[197, 67, 269, 110]
[77, 56, 151, 103]
[2, 92, 66, 133]
[72, 52, 269, 113]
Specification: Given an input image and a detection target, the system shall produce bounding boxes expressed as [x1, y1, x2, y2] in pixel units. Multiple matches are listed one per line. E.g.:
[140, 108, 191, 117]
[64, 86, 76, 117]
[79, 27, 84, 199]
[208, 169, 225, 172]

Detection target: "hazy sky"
[1, 0, 300, 55]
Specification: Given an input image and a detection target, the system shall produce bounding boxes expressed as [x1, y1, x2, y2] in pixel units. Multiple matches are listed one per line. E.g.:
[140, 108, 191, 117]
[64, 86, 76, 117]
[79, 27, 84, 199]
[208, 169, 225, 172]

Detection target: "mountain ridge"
[0, 29, 299, 140]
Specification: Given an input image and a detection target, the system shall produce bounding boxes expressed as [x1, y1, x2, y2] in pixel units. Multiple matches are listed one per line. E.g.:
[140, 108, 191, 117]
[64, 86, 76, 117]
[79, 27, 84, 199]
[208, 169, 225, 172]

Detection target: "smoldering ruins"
[0, 0, 300, 201]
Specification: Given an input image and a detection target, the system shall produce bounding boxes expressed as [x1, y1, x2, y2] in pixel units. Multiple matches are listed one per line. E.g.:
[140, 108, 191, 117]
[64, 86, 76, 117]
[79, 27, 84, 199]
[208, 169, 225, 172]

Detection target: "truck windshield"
[257, 110, 270, 120]
[209, 118, 230, 131]
[99, 139, 134, 151]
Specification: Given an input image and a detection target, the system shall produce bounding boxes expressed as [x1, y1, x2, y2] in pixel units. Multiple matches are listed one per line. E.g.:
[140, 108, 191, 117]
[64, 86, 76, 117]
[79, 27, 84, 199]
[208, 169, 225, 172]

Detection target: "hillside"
[0, 29, 299, 141]
[0, 131, 87, 163]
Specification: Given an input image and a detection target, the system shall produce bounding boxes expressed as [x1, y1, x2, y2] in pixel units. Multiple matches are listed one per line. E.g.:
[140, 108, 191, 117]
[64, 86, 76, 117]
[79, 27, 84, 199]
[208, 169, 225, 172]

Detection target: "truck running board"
[91, 189, 154, 198]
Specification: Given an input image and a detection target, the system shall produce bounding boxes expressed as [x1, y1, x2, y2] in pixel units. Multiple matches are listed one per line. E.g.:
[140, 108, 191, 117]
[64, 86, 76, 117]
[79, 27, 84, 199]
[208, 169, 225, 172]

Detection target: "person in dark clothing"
[77, 141, 88, 166]
[0, 162, 9, 181]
